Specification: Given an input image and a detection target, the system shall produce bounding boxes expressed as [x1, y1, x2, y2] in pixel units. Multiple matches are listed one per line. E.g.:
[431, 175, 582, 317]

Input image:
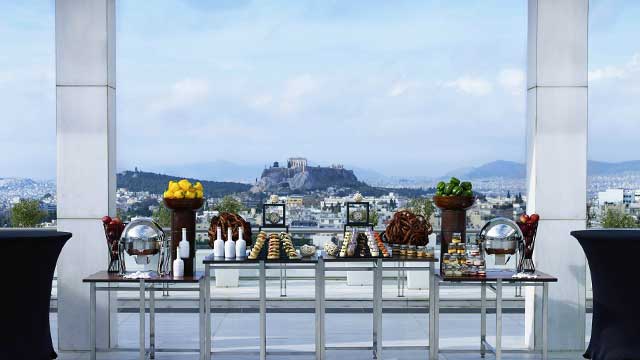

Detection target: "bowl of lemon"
[163, 179, 205, 210]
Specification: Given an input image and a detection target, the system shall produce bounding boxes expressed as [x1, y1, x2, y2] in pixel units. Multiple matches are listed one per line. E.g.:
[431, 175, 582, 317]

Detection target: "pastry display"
[268, 233, 280, 259]
[300, 244, 317, 257]
[354, 233, 372, 258]
[373, 232, 390, 257]
[280, 232, 300, 260]
[248, 231, 267, 260]
[339, 231, 352, 257]
[208, 212, 253, 248]
[367, 231, 379, 257]
[324, 241, 339, 256]
[442, 239, 485, 277]
[385, 210, 432, 246]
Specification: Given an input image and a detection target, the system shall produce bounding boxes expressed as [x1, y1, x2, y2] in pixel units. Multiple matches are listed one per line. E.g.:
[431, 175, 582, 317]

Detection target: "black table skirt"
[0, 230, 72, 360]
[572, 230, 640, 360]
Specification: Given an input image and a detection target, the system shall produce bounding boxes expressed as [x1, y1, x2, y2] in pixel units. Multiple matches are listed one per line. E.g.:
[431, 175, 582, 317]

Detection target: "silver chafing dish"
[119, 217, 171, 275]
[478, 217, 522, 260]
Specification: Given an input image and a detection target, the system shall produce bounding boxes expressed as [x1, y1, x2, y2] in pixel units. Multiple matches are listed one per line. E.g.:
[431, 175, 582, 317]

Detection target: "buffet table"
[1, 230, 72, 360]
[203, 254, 437, 360]
[572, 230, 640, 360]
[83, 271, 206, 360]
[321, 255, 438, 360]
[433, 270, 557, 360]
[203, 255, 320, 360]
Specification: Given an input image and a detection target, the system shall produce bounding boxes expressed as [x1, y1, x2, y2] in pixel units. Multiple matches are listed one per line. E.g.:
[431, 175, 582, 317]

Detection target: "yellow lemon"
[194, 182, 203, 191]
[178, 179, 191, 191]
[163, 190, 174, 199]
[173, 190, 185, 199]
[168, 181, 180, 192]
[185, 190, 196, 199]
[195, 190, 204, 198]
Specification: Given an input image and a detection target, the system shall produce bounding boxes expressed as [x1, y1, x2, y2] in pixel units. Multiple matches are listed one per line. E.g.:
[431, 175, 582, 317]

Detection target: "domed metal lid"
[121, 217, 165, 243]
[478, 217, 523, 242]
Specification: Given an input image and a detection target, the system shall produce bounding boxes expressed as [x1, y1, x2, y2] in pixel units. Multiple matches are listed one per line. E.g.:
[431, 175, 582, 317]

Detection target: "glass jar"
[399, 245, 408, 256]
[451, 232, 462, 244]
[473, 257, 483, 266]
[426, 245, 434, 258]
[443, 253, 451, 264]
[391, 244, 400, 256]
[470, 244, 480, 257]
[416, 246, 426, 258]
[407, 245, 417, 258]
[447, 245, 456, 254]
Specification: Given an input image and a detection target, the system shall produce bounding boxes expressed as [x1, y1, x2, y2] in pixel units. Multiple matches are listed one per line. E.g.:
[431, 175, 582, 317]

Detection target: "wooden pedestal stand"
[164, 198, 204, 276]
[434, 196, 475, 274]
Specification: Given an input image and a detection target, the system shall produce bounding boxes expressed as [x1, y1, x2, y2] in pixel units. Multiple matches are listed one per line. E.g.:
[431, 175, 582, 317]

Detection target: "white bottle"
[225, 227, 236, 259]
[213, 226, 224, 258]
[179, 228, 190, 259]
[172, 247, 184, 277]
[235, 227, 246, 258]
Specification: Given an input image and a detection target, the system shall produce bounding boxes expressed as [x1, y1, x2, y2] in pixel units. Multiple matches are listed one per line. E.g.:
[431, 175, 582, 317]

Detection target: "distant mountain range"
[444, 160, 640, 180]
[117, 170, 251, 197]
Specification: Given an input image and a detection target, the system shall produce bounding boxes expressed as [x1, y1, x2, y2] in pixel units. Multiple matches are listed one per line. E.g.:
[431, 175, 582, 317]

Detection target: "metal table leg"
[139, 280, 146, 360]
[150, 284, 155, 359]
[315, 258, 325, 360]
[199, 278, 205, 360]
[428, 265, 435, 360]
[90, 282, 96, 360]
[373, 259, 383, 359]
[542, 283, 549, 360]
[481, 282, 486, 357]
[259, 261, 266, 360]
[495, 279, 502, 360]
[205, 264, 211, 360]
[432, 275, 440, 359]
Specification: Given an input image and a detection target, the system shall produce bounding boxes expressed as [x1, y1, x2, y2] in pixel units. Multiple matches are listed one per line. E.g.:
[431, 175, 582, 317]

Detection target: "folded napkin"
[122, 271, 153, 279]
[512, 272, 538, 279]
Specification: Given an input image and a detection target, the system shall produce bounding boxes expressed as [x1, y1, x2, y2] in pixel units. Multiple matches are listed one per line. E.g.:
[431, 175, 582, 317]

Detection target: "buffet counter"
[83, 271, 206, 360]
[434, 270, 557, 360]
[202, 253, 438, 360]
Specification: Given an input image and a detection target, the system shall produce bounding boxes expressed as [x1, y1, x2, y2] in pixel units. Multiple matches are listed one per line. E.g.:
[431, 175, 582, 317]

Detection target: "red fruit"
[519, 214, 529, 223]
[111, 217, 122, 225]
[102, 215, 112, 224]
[530, 214, 540, 223]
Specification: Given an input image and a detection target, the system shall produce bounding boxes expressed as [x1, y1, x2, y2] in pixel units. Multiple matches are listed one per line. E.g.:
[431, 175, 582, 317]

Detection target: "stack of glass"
[442, 233, 486, 277]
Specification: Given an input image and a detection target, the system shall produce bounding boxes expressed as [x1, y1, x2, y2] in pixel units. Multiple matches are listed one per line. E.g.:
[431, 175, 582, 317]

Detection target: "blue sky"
[0, 0, 638, 180]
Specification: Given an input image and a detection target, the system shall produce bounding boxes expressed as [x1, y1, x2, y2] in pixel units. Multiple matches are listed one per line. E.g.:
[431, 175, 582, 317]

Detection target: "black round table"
[572, 230, 640, 360]
[0, 230, 72, 360]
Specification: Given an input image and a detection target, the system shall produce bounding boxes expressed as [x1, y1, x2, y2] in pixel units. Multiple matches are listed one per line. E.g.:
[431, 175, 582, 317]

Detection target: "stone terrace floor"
[50, 311, 590, 360]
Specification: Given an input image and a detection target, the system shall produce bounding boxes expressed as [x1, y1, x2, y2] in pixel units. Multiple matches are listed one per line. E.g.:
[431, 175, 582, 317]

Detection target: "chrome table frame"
[319, 257, 438, 360]
[203, 259, 320, 360]
[433, 273, 553, 360]
[86, 274, 206, 360]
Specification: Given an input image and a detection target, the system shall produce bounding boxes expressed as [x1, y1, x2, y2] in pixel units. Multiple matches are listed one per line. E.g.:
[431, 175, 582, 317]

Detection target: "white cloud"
[589, 53, 640, 81]
[387, 81, 420, 97]
[248, 94, 273, 108]
[497, 68, 525, 95]
[279, 74, 319, 114]
[283, 74, 317, 99]
[149, 78, 210, 113]
[444, 76, 493, 96]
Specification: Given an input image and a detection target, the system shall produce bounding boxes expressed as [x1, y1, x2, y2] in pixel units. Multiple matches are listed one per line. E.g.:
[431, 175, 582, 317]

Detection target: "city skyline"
[1, 0, 639, 180]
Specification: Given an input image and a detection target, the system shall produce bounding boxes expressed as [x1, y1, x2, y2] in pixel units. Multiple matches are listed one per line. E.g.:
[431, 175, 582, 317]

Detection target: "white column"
[56, 0, 117, 351]
[524, 0, 588, 352]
